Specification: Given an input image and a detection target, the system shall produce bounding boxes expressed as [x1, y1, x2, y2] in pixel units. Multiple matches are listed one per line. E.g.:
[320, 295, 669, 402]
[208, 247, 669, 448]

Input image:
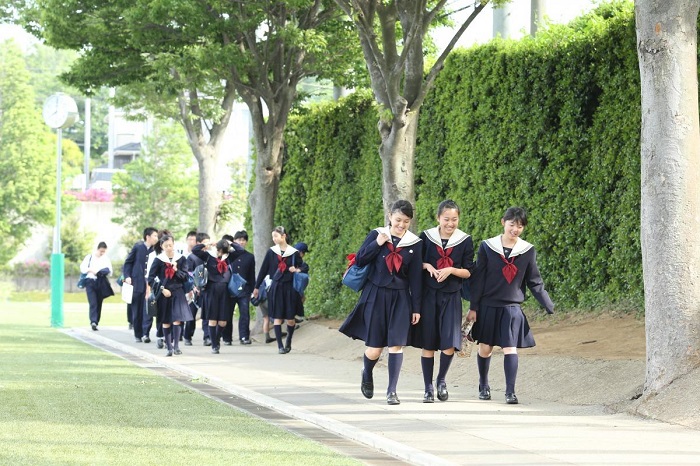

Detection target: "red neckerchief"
[216, 258, 227, 274]
[164, 262, 175, 279]
[436, 244, 454, 269]
[385, 242, 403, 273]
[277, 254, 287, 273]
[500, 254, 517, 284]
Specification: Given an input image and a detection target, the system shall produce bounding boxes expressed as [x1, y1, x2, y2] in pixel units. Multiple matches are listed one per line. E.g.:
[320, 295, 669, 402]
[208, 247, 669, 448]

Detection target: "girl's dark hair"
[272, 226, 289, 244]
[437, 199, 460, 217]
[502, 207, 528, 226]
[154, 232, 174, 254]
[389, 200, 414, 219]
[216, 239, 230, 255]
[97, 241, 108, 249]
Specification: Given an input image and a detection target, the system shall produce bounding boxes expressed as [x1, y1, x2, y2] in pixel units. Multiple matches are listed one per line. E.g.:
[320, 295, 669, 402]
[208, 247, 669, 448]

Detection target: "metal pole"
[84, 97, 91, 190]
[51, 128, 64, 328]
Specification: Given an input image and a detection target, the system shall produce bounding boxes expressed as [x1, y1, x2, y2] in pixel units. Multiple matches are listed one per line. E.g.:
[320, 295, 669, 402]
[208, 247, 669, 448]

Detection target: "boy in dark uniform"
[123, 227, 159, 343]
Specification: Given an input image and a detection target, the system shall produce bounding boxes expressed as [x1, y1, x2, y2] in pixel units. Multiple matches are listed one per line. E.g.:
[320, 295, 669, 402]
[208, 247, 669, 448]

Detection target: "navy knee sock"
[163, 326, 172, 351]
[504, 354, 519, 395]
[477, 354, 491, 389]
[421, 356, 434, 391]
[274, 324, 283, 349]
[363, 354, 378, 383]
[387, 353, 403, 395]
[172, 325, 181, 349]
[208, 325, 218, 348]
[285, 324, 295, 347]
[436, 352, 454, 386]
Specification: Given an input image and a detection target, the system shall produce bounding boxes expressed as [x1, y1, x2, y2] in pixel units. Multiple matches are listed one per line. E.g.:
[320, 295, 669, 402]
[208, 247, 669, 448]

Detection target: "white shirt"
[80, 252, 113, 280]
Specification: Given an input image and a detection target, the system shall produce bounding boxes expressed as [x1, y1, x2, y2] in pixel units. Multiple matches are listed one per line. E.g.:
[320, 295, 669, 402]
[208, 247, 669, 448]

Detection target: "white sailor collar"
[375, 226, 421, 247]
[484, 235, 533, 258]
[424, 227, 470, 249]
[156, 251, 183, 264]
[271, 244, 298, 258]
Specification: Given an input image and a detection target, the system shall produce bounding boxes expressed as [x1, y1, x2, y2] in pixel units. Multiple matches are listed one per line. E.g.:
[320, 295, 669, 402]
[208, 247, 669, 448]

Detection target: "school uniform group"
[339, 200, 554, 406]
[83, 227, 309, 357]
[82, 199, 553, 406]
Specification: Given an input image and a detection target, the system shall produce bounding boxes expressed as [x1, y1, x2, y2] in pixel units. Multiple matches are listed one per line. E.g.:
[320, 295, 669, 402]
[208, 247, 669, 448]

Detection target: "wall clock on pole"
[42, 93, 79, 129]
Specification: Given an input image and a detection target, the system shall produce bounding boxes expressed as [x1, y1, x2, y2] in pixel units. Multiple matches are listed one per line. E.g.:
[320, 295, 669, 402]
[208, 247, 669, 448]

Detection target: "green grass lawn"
[0, 297, 358, 465]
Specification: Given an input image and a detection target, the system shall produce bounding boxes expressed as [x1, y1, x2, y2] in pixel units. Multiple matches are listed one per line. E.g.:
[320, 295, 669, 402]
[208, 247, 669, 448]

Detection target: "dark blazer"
[122, 241, 151, 293]
[230, 250, 255, 295]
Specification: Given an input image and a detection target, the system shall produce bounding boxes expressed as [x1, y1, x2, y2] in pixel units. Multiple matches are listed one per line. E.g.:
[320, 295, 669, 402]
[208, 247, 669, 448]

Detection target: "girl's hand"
[252, 288, 259, 298]
[425, 264, 438, 278]
[376, 232, 390, 246]
[466, 310, 477, 322]
[172, 262, 177, 271]
[162, 289, 172, 298]
[411, 313, 421, 325]
[289, 266, 297, 273]
[435, 267, 454, 282]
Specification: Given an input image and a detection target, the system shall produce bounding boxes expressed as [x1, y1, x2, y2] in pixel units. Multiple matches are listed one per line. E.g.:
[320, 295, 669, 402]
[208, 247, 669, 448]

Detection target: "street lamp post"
[42, 93, 79, 328]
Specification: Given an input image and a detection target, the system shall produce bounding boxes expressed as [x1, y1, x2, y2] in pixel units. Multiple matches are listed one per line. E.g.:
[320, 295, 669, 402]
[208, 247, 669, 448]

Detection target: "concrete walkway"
[65, 323, 700, 466]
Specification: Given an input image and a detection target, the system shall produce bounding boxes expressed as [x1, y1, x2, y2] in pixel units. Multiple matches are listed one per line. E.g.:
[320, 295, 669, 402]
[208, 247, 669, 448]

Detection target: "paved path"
[65, 323, 700, 466]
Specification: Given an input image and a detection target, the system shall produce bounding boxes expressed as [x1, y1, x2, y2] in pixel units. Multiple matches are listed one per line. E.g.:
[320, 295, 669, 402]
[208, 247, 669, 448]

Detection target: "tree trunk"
[195, 146, 221, 236]
[636, 0, 700, 396]
[378, 109, 419, 216]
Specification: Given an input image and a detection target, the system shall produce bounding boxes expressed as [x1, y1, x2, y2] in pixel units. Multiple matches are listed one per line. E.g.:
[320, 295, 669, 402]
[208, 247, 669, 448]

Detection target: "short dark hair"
[389, 200, 414, 219]
[502, 207, 528, 226]
[222, 234, 234, 242]
[437, 199, 460, 217]
[216, 239, 230, 254]
[233, 230, 248, 241]
[186, 230, 197, 239]
[195, 232, 210, 243]
[97, 241, 108, 249]
[143, 227, 157, 240]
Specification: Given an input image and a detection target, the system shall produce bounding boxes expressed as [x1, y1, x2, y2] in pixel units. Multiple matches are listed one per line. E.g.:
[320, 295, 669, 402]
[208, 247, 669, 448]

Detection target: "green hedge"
[278, 1, 643, 318]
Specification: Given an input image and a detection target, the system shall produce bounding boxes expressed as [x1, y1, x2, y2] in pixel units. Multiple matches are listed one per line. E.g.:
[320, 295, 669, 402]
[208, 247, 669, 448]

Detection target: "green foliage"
[111, 120, 199, 239]
[57, 214, 97, 263]
[0, 40, 55, 264]
[279, 1, 644, 317]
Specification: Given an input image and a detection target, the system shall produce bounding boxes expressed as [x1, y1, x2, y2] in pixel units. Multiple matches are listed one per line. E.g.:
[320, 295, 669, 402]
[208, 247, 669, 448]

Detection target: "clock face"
[42, 94, 79, 129]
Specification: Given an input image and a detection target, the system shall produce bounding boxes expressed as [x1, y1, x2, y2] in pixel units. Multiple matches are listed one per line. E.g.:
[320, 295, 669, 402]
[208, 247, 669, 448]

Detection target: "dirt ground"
[305, 311, 700, 430]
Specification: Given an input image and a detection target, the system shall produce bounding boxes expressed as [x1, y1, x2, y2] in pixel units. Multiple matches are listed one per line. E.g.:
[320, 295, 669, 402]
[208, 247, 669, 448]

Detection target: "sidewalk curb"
[64, 328, 455, 466]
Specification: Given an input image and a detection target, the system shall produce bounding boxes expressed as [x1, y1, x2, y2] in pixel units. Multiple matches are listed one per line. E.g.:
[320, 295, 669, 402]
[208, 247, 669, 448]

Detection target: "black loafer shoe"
[224, 341, 232, 346]
[505, 393, 519, 404]
[211, 347, 220, 354]
[203, 337, 212, 346]
[142, 336, 151, 343]
[423, 391, 435, 403]
[184, 339, 192, 346]
[166, 350, 173, 357]
[284, 345, 291, 353]
[174, 348, 182, 355]
[386, 392, 401, 405]
[265, 336, 276, 344]
[479, 386, 491, 400]
[156, 338, 163, 349]
[360, 369, 374, 399]
[240, 339, 252, 345]
[436, 382, 449, 402]
[278, 347, 288, 354]
[91, 323, 98, 331]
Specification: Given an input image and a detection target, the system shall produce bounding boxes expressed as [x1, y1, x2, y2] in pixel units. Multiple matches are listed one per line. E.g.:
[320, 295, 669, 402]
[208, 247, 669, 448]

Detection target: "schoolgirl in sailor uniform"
[339, 200, 423, 405]
[412, 200, 474, 403]
[147, 234, 192, 357]
[191, 238, 244, 354]
[467, 207, 554, 404]
[253, 226, 304, 354]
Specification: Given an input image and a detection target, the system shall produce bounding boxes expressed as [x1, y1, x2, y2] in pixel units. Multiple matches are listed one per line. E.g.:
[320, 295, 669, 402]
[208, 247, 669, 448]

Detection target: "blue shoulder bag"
[342, 253, 369, 292]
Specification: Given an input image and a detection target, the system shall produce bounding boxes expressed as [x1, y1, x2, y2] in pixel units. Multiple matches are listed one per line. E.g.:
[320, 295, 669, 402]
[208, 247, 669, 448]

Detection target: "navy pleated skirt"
[204, 281, 232, 321]
[268, 280, 303, 320]
[471, 304, 535, 348]
[157, 289, 193, 324]
[410, 287, 462, 351]
[339, 283, 412, 348]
